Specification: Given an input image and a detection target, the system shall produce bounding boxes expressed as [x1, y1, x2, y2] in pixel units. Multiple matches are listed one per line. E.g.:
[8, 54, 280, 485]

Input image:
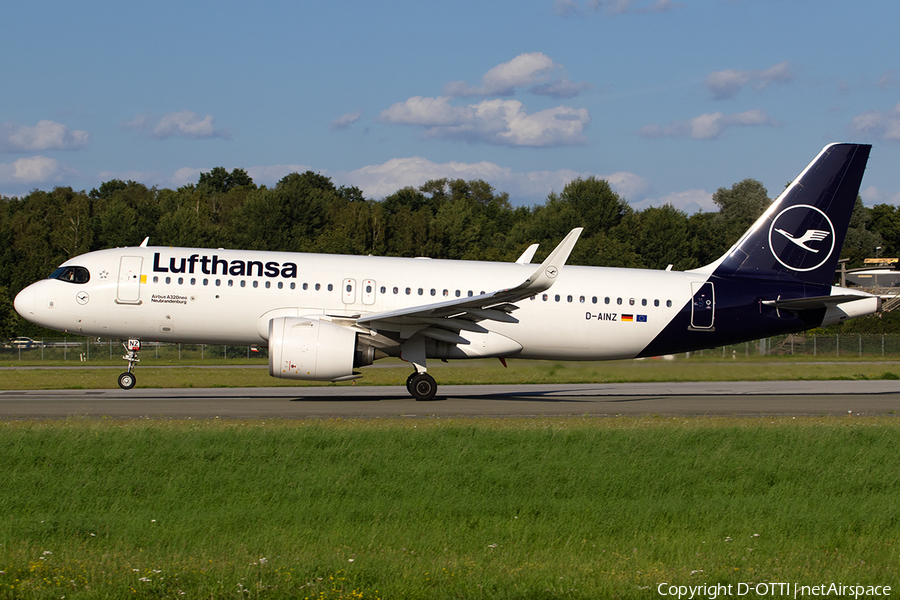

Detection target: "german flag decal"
[621, 314, 634, 322]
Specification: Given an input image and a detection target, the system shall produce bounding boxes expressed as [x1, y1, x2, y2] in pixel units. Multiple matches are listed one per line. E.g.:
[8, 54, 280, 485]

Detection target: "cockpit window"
[49, 266, 90, 284]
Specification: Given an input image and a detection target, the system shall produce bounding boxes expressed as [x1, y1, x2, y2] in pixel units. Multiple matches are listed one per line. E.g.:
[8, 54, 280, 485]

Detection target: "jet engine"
[268, 317, 375, 381]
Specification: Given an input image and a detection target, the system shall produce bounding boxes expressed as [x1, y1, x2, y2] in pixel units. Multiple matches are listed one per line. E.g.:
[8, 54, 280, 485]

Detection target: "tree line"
[2, 166, 897, 338]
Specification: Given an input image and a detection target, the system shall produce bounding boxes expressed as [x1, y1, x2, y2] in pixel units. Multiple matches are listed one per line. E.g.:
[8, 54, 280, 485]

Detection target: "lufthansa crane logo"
[768, 204, 835, 272]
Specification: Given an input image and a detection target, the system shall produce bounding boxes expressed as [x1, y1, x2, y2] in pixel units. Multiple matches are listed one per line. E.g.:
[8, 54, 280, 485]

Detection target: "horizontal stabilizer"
[762, 294, 879, 311]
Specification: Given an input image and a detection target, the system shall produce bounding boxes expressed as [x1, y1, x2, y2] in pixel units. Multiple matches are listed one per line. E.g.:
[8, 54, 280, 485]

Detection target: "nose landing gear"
[118, 339, 141, 390]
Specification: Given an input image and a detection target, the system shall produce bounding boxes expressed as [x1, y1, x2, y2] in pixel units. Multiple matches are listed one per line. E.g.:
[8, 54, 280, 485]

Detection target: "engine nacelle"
[268, 317, 372, 381]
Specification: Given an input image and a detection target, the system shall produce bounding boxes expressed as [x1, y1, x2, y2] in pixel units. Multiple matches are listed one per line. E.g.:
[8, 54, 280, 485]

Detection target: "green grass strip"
[0, 417, 898, 598]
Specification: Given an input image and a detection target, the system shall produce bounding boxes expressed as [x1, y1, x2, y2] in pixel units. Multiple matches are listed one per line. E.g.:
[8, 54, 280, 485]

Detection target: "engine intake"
[268, 317, 373, 381]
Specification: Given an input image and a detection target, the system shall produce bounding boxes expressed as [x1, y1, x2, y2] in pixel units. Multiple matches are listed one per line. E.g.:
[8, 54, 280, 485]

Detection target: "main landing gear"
[406, 371, 437, 401]
[118, 339, 141, 390]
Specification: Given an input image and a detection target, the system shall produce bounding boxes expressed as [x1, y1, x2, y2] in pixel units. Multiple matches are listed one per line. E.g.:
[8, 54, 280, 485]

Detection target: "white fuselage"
[15, 246, 702, 361]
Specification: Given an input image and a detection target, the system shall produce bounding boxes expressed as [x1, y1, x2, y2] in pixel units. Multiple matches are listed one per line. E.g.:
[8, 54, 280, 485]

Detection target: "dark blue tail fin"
[705, 143, 871, 285]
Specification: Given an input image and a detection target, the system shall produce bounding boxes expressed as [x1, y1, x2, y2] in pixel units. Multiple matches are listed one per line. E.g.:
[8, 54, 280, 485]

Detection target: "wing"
[355, 228, 583, 347]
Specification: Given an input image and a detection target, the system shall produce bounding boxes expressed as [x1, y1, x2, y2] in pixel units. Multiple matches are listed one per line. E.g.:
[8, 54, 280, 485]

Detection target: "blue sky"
[2, 0, 899, 213]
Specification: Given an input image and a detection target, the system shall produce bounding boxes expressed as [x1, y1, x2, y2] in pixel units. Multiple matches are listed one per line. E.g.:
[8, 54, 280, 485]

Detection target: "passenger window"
[327, 284, 333, 291]
[215, 279, 221, 286]
[406, 287, 411, 295]
[604, 297, 610, 304]
[430, 289, 436, 296]
[542, 294, 548, 301]
[290, 282, 295, 289]
[667, 300, 673, 307]
[617, 298, 623, 305]
[555, 294, 560, 302]
[228, 280, 233, 287]
[592, 297, 597, 304]
[629, 298, 635, 306]
[393, 287, 399, 294]
[418, 288, 424, 295]
[178, 277, 184, 285]
[191, 278, 196, 285]
[153, 276, 159, 284]
[265, 281, 271, 289]
[252, 281, 258, 288]
[278, 282, 283, 289]
[567, 295, 573, 303]
[303, 283, 308, 290]
[241, 281, 246, 288]
[315, 283, 321, 291]
[654, 299, 659, 307]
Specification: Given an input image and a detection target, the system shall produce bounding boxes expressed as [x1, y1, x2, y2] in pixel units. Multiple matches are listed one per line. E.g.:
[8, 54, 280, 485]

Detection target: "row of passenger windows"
[150, 276, 674, 308]
[536, 294, 673, 307]
[152, 275, 331, 291]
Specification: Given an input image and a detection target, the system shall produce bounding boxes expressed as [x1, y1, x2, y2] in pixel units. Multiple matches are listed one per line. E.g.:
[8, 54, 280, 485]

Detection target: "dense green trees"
[0, 167, 890, 337]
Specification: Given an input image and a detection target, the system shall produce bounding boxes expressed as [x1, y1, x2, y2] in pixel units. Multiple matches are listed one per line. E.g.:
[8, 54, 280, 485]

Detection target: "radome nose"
[14, 285, 35, 318]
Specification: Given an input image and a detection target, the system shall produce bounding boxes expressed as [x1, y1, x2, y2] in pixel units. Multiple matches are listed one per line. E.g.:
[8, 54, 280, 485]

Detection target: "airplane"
[14, 143, 880, 400]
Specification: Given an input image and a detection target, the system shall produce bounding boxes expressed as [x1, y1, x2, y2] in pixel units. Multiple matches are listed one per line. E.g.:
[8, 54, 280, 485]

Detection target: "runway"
[2, 381, 900, 418]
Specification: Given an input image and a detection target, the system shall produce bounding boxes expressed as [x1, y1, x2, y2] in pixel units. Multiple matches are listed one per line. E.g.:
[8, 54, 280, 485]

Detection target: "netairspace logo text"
[656, 582, 891, 599]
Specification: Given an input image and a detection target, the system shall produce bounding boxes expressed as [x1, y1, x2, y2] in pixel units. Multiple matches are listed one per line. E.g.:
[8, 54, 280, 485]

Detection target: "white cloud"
[877, 70, 898, 91]
[705, 61, 794, 100]
[0, 120, 89, 152]
[638, 109, 776, 140]
[335, 156, 644, 204]
[561, 0, 682, 16]
[380, 96, 590, 147]
[329, 111, 362, 131]
[124, 111, 230, 140]
[445, 52, 556, 97]
[553, 0, 580, 16]
[172, 167, 205, 187]
[531, 77, 593, 99]
[604, 171, 651, 199]
[443, 52, 590, 99]
[628, 189, 714, 214]
[848, 103, 900, 141]
[861, 185, 900, 206]
[0, 155, 77, 184]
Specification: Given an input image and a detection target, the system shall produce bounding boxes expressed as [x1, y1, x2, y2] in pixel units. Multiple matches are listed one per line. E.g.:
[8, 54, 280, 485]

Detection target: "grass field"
[3, 356, 900, 389]
[1, 417, 899, 599]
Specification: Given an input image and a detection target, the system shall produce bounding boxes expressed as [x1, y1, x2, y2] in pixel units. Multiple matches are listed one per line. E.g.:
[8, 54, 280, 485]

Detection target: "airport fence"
[0, 339, 267, 362]
[4, 334, 900, 363]
[687, 333, 900, 359]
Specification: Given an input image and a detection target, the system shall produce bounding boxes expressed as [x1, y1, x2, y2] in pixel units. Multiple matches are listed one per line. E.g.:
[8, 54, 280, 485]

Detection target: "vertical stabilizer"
[702, 143, 870, 285]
